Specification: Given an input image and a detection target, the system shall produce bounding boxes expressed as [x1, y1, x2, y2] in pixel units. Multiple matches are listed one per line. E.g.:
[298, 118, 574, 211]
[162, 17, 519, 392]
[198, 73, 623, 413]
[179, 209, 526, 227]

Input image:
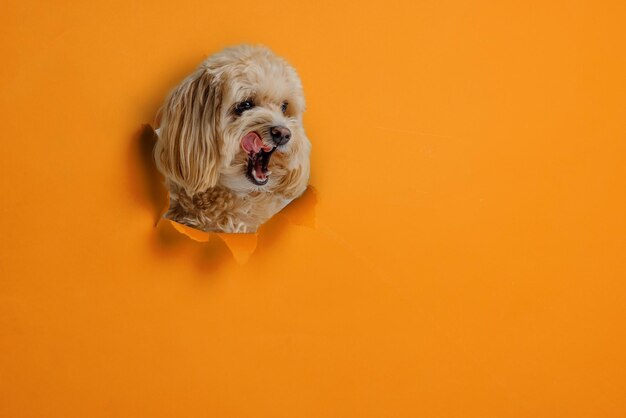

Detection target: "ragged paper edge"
[160, 186, 317, 264]
[169, 221, 258, 264]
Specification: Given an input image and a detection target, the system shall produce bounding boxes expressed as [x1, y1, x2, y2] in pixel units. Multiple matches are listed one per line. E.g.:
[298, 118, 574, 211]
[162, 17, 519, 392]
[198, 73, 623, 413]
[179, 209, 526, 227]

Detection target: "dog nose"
[270, 126, 291, 146]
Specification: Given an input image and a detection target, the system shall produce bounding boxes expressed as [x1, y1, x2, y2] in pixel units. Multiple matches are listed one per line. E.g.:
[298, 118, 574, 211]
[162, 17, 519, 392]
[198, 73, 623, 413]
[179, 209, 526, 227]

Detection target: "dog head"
[154, 45, 310, 197]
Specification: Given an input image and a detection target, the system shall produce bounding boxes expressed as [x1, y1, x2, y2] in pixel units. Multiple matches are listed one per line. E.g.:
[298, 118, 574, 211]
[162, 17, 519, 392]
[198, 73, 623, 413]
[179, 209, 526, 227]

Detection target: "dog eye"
[281, 101, 288, 114]
[235, 100, 255, 115]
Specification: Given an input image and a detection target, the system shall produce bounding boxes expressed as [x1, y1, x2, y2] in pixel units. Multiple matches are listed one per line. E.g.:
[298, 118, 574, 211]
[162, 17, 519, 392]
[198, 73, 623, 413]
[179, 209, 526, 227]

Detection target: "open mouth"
[241, 132, 276, 185]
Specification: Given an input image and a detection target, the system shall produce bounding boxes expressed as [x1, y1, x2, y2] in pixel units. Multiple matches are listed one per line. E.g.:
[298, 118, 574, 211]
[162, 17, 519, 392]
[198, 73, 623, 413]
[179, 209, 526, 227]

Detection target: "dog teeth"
[252, 171, 265, 182]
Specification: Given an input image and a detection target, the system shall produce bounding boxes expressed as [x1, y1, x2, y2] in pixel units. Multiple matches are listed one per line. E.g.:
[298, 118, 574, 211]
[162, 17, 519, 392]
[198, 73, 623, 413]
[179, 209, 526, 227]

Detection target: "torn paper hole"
[139, 125, 317, 264]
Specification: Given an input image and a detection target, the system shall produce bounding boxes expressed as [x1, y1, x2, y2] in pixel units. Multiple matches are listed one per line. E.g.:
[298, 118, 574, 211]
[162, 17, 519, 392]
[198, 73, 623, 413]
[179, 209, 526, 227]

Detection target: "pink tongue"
[241, 132, 273, 154]
[241, 132, 263, 154]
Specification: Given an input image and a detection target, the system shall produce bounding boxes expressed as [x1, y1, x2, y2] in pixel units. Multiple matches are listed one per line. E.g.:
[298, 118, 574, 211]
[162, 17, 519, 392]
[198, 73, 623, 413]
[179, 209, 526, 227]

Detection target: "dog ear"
[154, 68, 223, 196]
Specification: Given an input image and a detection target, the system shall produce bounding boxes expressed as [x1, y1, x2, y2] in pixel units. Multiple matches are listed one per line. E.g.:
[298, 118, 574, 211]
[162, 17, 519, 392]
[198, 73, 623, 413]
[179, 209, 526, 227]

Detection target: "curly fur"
[154, 45, 311, 233]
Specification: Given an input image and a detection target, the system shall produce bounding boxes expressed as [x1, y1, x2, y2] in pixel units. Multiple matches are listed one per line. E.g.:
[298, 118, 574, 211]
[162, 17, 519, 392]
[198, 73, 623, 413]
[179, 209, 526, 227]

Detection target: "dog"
[153, 45, 311, 233]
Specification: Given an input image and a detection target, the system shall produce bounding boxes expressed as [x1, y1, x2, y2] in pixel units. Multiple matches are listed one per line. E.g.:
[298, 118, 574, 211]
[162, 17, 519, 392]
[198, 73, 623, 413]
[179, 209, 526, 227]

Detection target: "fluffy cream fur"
[154, 45, 311, 233]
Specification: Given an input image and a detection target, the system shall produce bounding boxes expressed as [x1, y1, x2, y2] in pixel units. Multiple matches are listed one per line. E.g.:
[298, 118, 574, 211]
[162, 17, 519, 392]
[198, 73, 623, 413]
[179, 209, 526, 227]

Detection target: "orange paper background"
[1, 1, 626, 417]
